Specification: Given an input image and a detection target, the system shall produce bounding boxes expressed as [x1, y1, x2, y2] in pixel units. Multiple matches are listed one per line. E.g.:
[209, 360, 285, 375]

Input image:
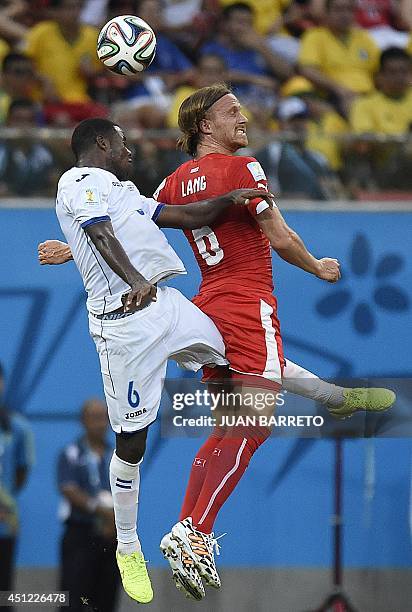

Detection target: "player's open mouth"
[236, 127, 246, 135]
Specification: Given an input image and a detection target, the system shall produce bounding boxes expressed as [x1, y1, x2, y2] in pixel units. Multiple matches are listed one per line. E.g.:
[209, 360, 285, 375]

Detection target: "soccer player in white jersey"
[52, 117, 274, 604]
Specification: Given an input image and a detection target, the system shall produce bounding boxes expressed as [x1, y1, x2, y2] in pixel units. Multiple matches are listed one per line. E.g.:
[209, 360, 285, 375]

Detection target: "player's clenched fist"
[38, 240, 73, 265]
[316, 258, 341, 283]
[122, 280, 157, 311]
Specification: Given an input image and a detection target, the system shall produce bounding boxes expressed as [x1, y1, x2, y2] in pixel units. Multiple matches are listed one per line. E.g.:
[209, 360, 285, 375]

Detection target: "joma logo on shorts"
[125, 408, 147, 419]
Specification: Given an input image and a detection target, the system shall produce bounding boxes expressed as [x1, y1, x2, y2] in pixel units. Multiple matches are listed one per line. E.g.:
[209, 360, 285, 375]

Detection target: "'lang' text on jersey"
[181, 176, 207, 197]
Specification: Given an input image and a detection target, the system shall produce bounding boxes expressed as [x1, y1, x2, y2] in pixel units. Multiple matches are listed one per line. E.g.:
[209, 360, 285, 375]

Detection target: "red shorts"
[193, 288, 284, 390]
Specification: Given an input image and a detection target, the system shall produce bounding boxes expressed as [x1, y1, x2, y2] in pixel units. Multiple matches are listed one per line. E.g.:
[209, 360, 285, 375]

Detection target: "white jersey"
[56, 166, 186, 314]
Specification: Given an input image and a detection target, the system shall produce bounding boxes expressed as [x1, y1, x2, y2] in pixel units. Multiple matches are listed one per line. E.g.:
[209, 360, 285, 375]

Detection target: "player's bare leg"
[282, 359, 395, 419]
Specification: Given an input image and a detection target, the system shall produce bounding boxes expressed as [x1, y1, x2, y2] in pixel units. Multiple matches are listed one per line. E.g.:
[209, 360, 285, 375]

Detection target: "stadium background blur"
[0, 0, 411, 610]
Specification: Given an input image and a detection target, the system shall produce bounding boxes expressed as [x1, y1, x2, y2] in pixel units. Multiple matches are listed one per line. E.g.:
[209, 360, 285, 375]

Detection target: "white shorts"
[89, 286, 227, 433]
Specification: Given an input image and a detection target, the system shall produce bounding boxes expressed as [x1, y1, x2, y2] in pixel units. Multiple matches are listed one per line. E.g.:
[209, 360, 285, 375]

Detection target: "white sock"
[282, 359, 344, 407]
[109, 452, 142, 555]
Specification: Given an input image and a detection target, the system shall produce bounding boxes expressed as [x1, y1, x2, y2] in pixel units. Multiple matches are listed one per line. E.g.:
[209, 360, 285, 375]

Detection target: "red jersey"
[154, 153, 274, 294]
[155, 152, 284, 385]
[355, 0, 392, 29]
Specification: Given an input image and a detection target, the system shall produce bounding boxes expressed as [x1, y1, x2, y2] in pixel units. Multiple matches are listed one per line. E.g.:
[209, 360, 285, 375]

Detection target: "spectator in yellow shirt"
[350, 47, 412, 135]
[24, 0, 101, 104]
[349, 47, 412, 189]
[256, 96, 345, 199]
[281, 76, 348, 171]
[299, 0, 379, 115]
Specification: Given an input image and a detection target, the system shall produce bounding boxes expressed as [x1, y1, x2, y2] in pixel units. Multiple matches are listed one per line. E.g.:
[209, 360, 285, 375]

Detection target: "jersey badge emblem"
[247, 161, 266, 182]
[85, 188, 100, 204]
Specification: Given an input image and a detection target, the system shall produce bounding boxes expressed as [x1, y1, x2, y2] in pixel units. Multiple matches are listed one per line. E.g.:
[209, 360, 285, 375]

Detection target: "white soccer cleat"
[171, 517, 223, 589]
[160, 531, 205, 600]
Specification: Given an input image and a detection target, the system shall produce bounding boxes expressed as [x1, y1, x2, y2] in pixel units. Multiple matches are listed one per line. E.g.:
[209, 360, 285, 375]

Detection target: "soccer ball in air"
[97, 15, 156, 75]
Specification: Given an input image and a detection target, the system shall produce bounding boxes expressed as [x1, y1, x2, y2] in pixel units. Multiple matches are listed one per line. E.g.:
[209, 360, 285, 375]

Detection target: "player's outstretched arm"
[257, 207, 341, 283]
[156, 188, 274, 229]
[85, 220, 157, 310]
[38, 240, 73, 265]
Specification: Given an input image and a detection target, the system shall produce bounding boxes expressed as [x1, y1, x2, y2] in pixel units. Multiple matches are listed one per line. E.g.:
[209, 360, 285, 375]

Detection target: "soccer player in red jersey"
[154, 84, 395, 599]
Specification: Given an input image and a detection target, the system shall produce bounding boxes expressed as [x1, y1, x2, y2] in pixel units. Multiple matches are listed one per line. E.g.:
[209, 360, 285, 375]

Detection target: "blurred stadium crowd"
[0, 0, 411, 199]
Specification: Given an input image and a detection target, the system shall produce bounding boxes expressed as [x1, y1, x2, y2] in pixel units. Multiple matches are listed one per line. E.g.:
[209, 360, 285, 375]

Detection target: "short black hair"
[222, 2, 254, 19]
[380, 46, 411, 71]
[2, 52, 32, 73]
[71, 118, 118, 161]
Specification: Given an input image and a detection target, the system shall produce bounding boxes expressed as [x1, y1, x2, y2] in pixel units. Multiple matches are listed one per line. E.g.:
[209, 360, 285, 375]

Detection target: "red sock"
[190, 426, 270, 534]
[179, 426, 226, 521]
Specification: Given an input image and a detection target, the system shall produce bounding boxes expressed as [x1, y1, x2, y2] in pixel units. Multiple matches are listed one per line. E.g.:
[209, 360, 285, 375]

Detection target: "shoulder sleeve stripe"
[80, 215, 111, 229]
[152, 203, 164, 222]
[153, 178, 167, 201]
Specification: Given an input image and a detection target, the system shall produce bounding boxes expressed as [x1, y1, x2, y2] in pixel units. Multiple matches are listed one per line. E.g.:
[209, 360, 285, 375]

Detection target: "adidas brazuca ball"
[97, 15, 156, 75]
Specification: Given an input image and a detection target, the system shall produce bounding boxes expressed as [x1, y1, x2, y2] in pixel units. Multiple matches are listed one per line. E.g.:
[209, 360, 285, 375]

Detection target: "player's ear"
[96, 134, 108, 151]
[199, 117, 212, 135]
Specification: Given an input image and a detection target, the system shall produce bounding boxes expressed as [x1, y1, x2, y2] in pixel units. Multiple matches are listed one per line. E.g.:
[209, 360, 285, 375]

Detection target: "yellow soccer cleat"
[116, 550, 153, 604]
[328, 388, 396, 420]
